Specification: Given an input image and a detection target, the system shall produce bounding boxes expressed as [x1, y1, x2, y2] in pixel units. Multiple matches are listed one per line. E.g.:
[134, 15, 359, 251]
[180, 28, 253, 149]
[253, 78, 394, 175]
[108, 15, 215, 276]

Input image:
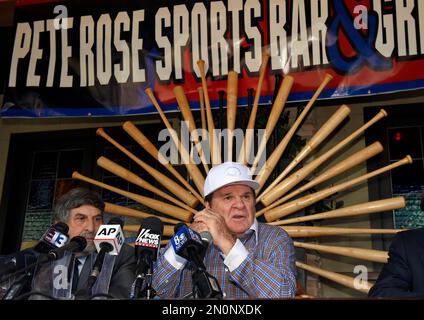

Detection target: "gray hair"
[53, 188, 105, 223]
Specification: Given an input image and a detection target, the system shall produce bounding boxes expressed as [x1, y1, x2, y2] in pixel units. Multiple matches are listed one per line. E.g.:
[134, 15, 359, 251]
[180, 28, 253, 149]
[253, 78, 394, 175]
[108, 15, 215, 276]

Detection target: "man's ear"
[205, 201, 211, 209]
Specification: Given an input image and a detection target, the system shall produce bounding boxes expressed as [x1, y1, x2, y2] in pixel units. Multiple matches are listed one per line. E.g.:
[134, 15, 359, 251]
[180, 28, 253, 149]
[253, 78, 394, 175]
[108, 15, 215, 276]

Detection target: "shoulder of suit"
[120, 243, 135, 255]
[257, 222, 290, 238]
[397, 227, 424, 241]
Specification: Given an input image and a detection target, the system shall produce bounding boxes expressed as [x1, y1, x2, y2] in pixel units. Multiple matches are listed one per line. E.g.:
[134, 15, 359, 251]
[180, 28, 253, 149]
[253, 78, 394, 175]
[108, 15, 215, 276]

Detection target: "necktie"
[71, 258, 81, 293]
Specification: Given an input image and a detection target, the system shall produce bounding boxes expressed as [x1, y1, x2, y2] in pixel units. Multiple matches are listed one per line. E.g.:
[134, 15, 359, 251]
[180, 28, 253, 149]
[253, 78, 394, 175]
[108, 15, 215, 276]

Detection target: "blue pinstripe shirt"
[152, 221, 296, 298]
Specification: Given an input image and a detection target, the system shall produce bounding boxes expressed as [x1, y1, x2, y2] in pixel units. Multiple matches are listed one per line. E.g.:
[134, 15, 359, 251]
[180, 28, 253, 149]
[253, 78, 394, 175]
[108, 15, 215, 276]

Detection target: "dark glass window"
[388, 127, 422, 160]
[22, 149, 84, 244]
[389, 127, 424, 228]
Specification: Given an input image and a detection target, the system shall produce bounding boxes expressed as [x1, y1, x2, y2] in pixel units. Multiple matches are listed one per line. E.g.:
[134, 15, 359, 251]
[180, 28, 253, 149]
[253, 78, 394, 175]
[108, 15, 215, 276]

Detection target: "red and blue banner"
[2, 0, 424, 117]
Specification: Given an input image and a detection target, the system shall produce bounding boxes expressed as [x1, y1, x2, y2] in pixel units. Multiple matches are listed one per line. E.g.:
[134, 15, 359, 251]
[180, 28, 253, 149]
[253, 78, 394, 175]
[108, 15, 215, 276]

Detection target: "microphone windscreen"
[138, 217, 164, 237]
[174, 222, 186, 233]
[54, 222, 69, 234]
[108, 216, 124, 228]
[200, 231, 213, 245]
[70, 236, 88, 253]
[46, 236, 87, 261]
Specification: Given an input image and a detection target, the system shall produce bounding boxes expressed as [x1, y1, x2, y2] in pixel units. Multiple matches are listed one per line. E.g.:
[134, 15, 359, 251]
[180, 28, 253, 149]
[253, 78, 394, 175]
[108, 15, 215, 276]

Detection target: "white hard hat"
[203, 162, 259, 197]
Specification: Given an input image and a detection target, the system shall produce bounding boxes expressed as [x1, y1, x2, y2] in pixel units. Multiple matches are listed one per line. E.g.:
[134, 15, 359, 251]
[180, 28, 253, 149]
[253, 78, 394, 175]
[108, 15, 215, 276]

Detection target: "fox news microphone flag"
[132, 217, 163, 299]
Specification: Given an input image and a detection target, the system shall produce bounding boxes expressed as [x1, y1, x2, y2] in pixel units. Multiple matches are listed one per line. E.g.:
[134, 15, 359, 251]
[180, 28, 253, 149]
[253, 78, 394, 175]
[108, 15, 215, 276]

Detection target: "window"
[388, 127, 424, 228]
[22, 150, 83, 245]
[365, 104, 424, 250]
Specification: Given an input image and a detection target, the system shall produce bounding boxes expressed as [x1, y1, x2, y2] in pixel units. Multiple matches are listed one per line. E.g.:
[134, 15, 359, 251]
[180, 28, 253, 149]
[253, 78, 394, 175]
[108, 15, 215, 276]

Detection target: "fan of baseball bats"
[71, 53, 411, 297]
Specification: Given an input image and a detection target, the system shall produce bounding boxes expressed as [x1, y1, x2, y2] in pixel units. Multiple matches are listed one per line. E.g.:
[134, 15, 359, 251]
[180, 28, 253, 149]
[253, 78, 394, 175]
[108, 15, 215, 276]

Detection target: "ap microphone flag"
[86, 217, 125, 292]
[94, 220, 125, 255]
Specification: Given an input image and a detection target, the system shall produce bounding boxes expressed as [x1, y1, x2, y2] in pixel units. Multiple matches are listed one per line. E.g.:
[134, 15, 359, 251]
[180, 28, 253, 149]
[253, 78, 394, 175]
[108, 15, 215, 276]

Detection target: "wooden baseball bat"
[250, 75, 295, 173]
[259, 141, 384, 213]
[96, 127, 200, 207]
[197, 87, 208, 161]
[258, 104, 351, 201]
[122, 121, 204, 204]
[72, 171, 193, 222]
[197, 59, 221, 165]
[255, 74, 334, 192]
[145, 88, 205, 195]
[104, 202, 181, 225]
[264, 155, 413, 221]
[197, 87, 207, 133]
[174, 85, 210, 173]
[268, 197, 405, 226]
[295, 261, 371, 294]
[226, 71, 238, 162]
[255, 110, 388, 215]
[282, 225, 403, 237]
[238, 52, 270, 165]
[294, 241, 388, 263]
[97, 156, 197, 214]
[124, 224, 174, 237]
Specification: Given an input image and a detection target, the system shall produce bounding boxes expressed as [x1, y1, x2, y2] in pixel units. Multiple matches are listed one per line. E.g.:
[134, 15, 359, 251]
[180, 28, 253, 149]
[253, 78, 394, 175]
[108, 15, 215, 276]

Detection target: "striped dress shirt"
[152, 221, 296, 299]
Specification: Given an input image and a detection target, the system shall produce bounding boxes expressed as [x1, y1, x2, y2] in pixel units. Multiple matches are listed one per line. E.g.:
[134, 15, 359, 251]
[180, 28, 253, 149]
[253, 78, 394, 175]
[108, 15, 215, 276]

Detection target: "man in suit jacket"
[368, 227, 424, 298]
[52, 188, 135, 299]
[74, 243, 135, 299]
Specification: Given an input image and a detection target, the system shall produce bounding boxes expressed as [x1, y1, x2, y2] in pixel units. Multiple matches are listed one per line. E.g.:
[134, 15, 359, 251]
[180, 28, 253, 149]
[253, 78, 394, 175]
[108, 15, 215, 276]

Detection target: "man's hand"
[191, 208, 236, 255]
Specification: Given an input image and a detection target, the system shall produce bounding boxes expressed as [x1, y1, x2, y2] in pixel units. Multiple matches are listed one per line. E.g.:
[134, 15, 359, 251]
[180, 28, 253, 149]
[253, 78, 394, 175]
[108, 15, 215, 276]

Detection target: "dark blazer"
[75, 243, 136, 299]
[368, 227, 424, 298]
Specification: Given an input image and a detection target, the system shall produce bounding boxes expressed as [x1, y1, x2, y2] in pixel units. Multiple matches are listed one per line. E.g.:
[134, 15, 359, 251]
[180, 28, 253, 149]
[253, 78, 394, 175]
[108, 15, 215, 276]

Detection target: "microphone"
[36, 236, 87, 264]
[0, 250, 37, 278]
[0, 223, 70, 300]
[1, 223, 69, 283]
[132, 217, 163, 299]
[0, 257, 18, 277]
[93, 217, 125, 255]
[171, 224, 222, 299]
[0, 250, 38, 300]
[33, 222, 70, 254]
[86, 217, 125, 291]
[171, 223, 207, 270]
[199, 231, 213, 259]
[200, 231, 213, 245]
[1, 236, 87, 300]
